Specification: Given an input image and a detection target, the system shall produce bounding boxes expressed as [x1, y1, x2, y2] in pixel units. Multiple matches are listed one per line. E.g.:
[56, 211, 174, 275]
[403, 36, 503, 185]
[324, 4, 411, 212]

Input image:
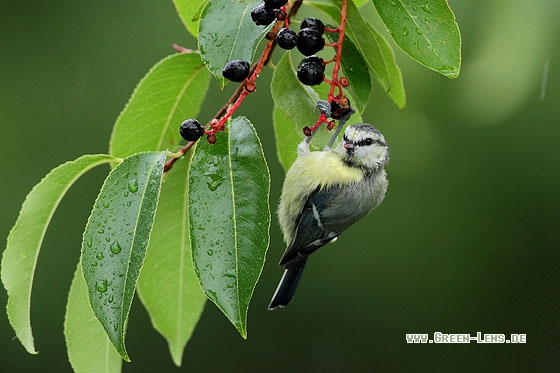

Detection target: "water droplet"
[108, 294, 114, 303]
[86, 238, 92, 247]
[207, 249, 214, 256]
[105, 236, 111, 242]
[96, 252, 105, 260]
[95, 279, 108, 293]
[226, 283, 234, 289]
[415, 27, 423, 35]
[421, 3, 432, 13]
[128, 179, 139, 193]
[97, 228, 105, 234]
[110, 240, 122, 254]
[103, 202, 110, 208]
[387, 0, 397, 5]
[402, 27, 409, 36]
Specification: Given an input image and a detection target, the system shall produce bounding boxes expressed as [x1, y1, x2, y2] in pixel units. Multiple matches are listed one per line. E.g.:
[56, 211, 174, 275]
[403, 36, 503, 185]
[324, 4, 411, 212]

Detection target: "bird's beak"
[344, 142, 354, 149]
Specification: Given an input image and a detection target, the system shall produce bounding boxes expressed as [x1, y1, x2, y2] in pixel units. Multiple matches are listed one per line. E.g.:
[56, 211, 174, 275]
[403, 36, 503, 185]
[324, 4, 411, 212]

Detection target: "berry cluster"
[175, 1, 352, 155]
[251, 0, 287, 26]
[275, 17, 327, 86]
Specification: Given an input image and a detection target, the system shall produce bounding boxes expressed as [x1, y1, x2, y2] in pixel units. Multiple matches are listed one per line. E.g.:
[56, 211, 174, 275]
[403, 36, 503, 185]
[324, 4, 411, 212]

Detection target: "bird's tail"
[268, 258, 308, 310]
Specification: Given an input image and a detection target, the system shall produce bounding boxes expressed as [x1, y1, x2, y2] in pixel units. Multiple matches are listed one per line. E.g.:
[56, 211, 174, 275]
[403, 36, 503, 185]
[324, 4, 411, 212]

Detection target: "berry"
[301, 17, 325, 35]
[276, 28, 297, 50]
[297, 56, 325, 86]
[264, 0, 288, 10]
[296, 28, 325, 56]
[222, 59, 250, 82]
[330, 97, 352, 119]
[180, 119, 204, 141]
[251, 4, 276, 26]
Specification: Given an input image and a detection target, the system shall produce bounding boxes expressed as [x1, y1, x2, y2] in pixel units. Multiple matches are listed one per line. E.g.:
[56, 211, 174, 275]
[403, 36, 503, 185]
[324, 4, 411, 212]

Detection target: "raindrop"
[95, 279, 108, 293]
[402, 27, 409, 37]
[86, 238, 93, 247]
[207, 249, 214, 256]
[103, 202, 110, 208]
[421, 3, 432, 13]
[110, 240, 122, 254]
[387, 0, 397, 5]
[128, 179, 139, 193]
[97, 228, 105, 234]
[96, 252, 105, 260]
[415, 27, 423, 34]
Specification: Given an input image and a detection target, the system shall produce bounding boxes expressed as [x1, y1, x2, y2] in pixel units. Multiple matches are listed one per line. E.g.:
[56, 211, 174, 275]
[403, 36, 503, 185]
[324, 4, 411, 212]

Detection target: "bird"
[269, 122, 389, 309]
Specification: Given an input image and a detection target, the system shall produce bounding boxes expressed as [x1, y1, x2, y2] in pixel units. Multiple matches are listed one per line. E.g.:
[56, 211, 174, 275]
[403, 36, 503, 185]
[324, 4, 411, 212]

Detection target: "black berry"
[180, 119, 204, 142]
[301, 17, 325, 35]
[297, 56, 325, 86]
[296, 28, 325, 56]
[222, 59, 250, 82]
[251, 4, 276, 26]
[264, 0, 288, 10]
[276, 28, 297, 50]
[330, 98, 352, 119]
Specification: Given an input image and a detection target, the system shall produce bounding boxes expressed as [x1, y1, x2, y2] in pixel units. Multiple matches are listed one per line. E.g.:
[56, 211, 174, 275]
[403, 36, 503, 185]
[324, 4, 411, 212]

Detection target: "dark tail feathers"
[268, 258, 308, 310]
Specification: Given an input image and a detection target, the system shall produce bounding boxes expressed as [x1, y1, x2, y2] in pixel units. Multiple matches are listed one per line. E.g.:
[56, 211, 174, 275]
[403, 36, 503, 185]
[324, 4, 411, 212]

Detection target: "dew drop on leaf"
[110, 240, 122, 254]
[95, 279, 108, 293]
[128, 179, 139, 193]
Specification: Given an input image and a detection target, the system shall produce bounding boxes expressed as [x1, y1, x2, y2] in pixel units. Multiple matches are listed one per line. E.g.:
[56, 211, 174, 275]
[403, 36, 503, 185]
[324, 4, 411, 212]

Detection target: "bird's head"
[337, 123, 389, 172]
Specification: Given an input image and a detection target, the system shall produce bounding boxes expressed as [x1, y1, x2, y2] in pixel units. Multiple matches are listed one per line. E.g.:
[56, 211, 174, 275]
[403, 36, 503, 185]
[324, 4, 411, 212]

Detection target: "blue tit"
[269, 123, 389, 310]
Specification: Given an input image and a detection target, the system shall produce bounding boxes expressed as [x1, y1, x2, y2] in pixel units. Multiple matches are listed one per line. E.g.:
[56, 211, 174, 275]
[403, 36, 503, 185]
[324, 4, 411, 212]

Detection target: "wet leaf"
[372, 0, 461, 78]
[65, 263, 122, 373]
[81, 151, 166, 361]
[1, 154, 118, 355]
[137, 153, 206, 366]
[188, 117, 270, 338]
[198, 0, 271, 88]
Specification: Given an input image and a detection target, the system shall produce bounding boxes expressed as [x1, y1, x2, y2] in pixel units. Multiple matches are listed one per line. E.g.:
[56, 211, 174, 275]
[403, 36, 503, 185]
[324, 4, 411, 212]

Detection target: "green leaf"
[173, 0, 207, 37]
[271, 52, 320, 145]
[311, 0, 406, 107]
[368, 22, 406, 108]
[198, 0, 270, 88]
[65, 263, 122, 373]
[137, 153, 206, 367]
[325, 32, 372, 113]
[188, 117, 270, 338]
[371, 0, 461, 78]
[109, 53, 210, 159]
[1, 154, 119, 355]
[272, 107, 302, 172]
[81, 151, 166, 361]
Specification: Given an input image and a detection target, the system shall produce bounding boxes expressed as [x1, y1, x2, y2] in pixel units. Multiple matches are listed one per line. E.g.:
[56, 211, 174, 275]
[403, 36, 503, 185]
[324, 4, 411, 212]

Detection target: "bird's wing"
[279, 185, 344, 266]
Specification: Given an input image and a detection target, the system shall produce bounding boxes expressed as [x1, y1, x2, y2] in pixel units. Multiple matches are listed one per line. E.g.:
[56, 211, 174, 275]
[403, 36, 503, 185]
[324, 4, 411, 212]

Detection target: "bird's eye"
[364, 138, 373, 146]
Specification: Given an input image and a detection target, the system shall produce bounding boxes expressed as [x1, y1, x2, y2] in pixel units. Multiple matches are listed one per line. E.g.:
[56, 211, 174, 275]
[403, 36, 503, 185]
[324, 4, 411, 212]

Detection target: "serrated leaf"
[137, 153, 206, 367]
[372, 0, 461, 78]
[174, 0, 207, 37]
[188, 117, 270, 337]
[325, 32, 372, 113]
[198, 0, 271, 88]
[81, 151, 166, 361]
[1, 154, 119, 355]
[311, 0, 405, 107]
[65, 263, 122, 373]
[109, 53, 210, 159]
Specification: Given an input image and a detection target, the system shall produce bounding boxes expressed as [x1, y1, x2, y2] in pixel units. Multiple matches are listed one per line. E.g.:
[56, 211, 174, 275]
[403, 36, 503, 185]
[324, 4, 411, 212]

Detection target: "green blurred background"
[1, 0, 559, 371]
